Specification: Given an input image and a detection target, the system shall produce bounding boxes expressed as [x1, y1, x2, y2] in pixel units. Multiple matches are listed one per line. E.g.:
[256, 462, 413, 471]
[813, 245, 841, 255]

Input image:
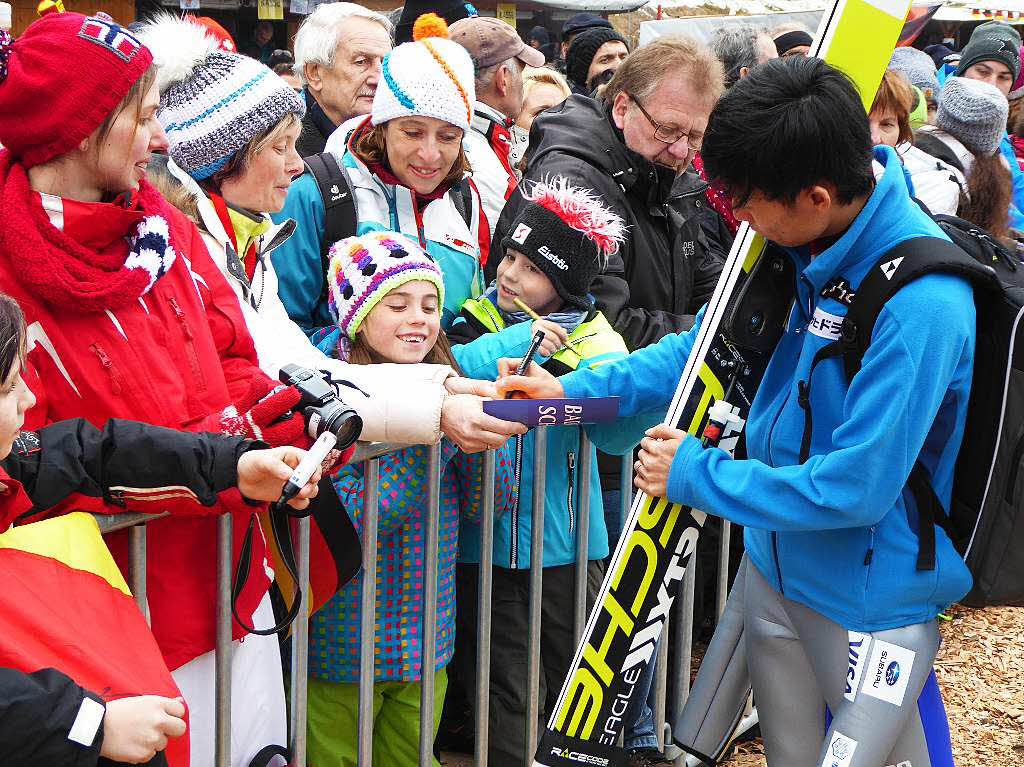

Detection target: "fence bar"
[215, 513, 233, 767]
[573, 431, 592, 645]
[419, 445, 443, 766]
[357, 458, 380, 767]
[619, 453, 632, 531]
[525, 426, 548, 767]
[128, 523, 149, 622]
[717, 519, 731, 621]
[475, 450, 497, 767]
[289, 515, 311, 767]
[653, 613, 670, 751]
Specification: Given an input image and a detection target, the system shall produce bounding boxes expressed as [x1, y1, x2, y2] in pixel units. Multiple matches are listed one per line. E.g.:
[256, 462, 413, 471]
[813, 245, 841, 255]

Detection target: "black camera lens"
[318, 404, 362, 449]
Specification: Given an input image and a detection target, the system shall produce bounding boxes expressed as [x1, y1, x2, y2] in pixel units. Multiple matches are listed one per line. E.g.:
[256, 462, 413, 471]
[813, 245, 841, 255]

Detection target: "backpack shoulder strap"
[835, 236, 996, 570]
[304, 152, 357, 304]
[841, 236, 994, 379]
[448, 178, 473, 229]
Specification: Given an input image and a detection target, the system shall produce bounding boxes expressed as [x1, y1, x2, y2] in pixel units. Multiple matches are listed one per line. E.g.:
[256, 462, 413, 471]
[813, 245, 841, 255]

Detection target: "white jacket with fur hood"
[152, 156, 453, 445]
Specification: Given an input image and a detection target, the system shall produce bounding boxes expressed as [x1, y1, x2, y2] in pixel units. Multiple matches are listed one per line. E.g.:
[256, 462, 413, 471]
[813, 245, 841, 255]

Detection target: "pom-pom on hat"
[936, 76, 1009, 155]
[327, 231, 446, 340]
[138, 13, 304, 180]
[372, 13, 475, 133]
[395, 0, 477, 44]
[501, 176, 625, 310]
[0, 13, 152, 168]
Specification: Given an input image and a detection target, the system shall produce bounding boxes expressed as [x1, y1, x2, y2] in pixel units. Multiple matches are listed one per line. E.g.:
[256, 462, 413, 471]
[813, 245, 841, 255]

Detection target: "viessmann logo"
[550, 747, 610, 766]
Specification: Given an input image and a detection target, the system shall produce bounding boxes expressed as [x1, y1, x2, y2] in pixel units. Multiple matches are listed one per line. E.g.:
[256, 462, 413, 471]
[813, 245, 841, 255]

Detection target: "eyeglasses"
[626, 92, 702, 151]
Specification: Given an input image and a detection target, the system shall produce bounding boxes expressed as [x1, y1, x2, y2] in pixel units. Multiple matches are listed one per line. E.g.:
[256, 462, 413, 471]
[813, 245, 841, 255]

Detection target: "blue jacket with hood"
[559, 147, 975, 631]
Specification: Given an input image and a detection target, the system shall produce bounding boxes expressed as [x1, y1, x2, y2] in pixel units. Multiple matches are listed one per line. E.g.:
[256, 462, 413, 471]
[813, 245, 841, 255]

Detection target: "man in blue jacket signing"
[498, 56, 970, 767]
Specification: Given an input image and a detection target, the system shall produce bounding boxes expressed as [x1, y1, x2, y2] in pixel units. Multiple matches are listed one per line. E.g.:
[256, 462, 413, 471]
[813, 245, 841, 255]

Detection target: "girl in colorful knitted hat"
[307, 230, 514, 767]
[446, 177, 640, 765]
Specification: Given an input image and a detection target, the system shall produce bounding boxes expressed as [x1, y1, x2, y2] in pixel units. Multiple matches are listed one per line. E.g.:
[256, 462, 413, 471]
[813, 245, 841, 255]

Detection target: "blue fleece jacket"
[560, 147, 975, 632]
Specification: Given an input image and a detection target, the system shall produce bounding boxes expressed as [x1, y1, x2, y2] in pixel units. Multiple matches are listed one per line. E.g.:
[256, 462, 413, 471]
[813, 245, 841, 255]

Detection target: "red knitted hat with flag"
[0, 12, 152, 168]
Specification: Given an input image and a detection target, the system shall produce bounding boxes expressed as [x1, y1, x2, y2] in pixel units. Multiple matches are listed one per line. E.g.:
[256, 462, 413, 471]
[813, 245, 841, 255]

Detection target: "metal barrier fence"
[96, 434, 750, 767]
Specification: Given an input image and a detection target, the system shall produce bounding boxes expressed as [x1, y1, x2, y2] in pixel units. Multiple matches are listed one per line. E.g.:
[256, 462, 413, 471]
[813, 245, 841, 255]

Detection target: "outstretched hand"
[237, 446, 321, 509]
[634, 424, 688, 499]
[441, 393, 527, 453]
[495, 359, 565, 400]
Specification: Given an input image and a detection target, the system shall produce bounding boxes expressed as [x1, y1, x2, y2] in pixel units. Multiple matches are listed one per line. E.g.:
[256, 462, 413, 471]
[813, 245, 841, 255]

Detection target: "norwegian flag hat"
[0, 13, 153, 168]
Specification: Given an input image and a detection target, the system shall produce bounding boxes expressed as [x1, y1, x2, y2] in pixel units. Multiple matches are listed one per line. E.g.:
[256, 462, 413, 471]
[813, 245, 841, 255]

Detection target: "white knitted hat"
[372, 13, 475, 132]
[139, 14, 304, 180]
[936, 76, 1008, 156]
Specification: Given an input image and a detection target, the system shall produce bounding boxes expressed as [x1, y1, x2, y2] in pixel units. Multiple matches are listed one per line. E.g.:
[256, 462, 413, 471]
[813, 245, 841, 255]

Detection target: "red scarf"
[0, 150, 177, 312]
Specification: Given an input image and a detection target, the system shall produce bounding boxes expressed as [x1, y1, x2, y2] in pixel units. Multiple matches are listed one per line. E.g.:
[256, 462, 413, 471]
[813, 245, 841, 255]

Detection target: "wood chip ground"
[723, 605, 1024, 766]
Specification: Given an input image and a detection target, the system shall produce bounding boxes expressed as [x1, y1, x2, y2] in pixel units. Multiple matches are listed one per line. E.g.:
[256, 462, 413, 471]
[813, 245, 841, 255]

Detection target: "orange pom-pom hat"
[373, 12, 475, 132]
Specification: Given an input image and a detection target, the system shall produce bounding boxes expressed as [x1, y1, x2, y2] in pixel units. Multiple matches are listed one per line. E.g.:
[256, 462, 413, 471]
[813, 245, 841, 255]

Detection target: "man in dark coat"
[493, 37, 727, 352]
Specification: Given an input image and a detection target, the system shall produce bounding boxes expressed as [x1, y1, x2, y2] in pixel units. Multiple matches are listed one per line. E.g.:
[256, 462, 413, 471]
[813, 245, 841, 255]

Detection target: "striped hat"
[139, 14, 304, 180]
[327, 231, 445, 340]
[372, 13, 475, 132]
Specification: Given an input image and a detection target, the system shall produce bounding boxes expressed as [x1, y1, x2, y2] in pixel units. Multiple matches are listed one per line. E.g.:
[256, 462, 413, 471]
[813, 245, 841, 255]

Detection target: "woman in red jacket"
[0, 15, 307, 766]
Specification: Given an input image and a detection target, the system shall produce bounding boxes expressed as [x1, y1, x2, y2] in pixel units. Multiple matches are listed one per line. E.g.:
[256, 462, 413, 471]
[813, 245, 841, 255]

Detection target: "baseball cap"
[450, 16, 544, 68]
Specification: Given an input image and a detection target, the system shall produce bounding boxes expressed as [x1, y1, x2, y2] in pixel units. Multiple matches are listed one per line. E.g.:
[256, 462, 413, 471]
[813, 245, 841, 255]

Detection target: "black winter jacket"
[3, 419, 255, 529]
[492, 95, 724, 352]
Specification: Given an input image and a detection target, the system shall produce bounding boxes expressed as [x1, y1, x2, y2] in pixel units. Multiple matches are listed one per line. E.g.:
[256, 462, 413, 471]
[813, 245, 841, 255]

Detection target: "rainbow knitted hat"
[372, 13, 475, 132]
[327, 231, 446, 339]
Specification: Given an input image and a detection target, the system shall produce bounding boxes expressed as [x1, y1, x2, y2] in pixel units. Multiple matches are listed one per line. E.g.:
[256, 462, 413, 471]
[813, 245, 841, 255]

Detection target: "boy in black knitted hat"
[445, 177, 635, 766]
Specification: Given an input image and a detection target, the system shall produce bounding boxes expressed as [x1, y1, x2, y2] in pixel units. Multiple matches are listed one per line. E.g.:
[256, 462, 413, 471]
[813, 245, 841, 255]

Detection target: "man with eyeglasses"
[490, 36, 727, 767]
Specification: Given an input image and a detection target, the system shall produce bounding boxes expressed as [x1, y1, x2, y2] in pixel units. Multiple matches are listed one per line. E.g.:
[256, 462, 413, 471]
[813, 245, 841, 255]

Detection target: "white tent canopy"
[639, 8, 825, 46]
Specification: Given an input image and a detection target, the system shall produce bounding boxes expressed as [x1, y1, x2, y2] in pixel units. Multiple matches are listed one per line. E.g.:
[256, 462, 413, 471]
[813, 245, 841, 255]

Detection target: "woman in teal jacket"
[503, 60, 969, 767]
[271, 15, 485, 337]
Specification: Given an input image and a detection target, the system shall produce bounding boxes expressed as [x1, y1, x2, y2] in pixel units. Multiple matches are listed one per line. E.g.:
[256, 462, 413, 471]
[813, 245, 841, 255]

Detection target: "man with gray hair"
[709, 24, 777, 89]
[292, 2, 392, 157]
[450, 16, 544, 244]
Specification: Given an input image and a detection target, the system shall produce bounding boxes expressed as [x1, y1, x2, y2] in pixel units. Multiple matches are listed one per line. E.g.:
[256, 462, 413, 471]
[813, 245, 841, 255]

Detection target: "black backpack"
[303, 151, 475, 304]
[796, 215, 1024, 607]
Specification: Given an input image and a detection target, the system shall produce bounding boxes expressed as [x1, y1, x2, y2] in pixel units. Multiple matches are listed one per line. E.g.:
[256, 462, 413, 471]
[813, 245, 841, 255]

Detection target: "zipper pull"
[863, 548, 874, 566]
[169, 298, 194, 340]
[90, 344, 121, 395]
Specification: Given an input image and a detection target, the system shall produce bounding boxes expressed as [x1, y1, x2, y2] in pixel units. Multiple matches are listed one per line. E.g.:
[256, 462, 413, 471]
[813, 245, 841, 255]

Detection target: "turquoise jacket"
[450, 294, 639, 568]
[271, 117, 484, 335]
[560, 147, 975, 632]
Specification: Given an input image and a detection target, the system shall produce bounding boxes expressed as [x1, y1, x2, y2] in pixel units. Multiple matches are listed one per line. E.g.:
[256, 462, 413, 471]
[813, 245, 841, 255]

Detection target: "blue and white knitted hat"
[139, 14, 304, 180]
[372, 14, 475, 132]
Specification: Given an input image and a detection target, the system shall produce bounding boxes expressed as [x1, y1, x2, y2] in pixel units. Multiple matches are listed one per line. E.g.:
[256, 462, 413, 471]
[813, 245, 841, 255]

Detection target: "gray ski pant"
[675, 555, 954, 767]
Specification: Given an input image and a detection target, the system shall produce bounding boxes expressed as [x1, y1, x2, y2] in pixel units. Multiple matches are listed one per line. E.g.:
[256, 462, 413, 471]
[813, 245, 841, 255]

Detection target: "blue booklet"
[483, 397, 620, 426]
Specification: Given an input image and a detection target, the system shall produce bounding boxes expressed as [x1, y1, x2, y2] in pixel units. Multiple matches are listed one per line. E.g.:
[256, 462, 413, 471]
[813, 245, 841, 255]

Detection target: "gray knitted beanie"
[889, 46, 939, 99]
[935, 76, 1008, 155]
[139, 14, 305, 180]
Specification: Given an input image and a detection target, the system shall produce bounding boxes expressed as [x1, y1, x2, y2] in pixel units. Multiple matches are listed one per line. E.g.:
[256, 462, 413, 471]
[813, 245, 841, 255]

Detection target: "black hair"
[701, 56, 875, 207]
[0, 295, 26, 385]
